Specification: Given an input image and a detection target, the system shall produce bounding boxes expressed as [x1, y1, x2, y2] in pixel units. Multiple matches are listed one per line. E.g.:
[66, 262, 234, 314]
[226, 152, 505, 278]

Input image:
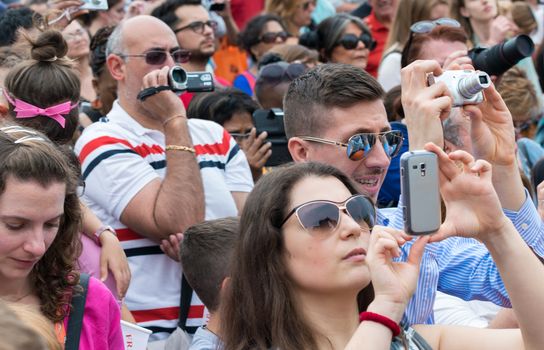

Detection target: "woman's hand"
[424, 142, 508, 243]
[46, 0, 87, 29]
[99, 231, 132, 298]
[366, 226, 428, 321]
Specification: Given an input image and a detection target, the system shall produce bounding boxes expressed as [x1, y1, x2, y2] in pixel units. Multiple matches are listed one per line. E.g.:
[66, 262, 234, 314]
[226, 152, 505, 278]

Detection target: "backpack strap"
[178, 273, 197, 334]
[65, 273, 90, 350]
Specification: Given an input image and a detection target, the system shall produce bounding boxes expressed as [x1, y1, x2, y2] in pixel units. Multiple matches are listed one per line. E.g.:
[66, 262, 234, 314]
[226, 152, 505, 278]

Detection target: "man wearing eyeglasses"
[152, 0, 218, 74]
[285, 62, 544, 326]
[75, 15, 253, 342]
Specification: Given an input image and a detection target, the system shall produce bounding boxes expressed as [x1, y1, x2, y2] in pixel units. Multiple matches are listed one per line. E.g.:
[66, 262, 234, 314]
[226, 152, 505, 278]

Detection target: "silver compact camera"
[428, 70, 491, 107]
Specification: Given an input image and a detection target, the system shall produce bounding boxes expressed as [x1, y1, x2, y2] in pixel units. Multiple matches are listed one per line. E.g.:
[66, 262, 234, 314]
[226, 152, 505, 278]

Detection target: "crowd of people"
[1, 0, 544, 349]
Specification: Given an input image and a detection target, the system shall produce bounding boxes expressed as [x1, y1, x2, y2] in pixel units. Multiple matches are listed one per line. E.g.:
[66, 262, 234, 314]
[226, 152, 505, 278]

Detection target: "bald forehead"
[122, 15, 178, 48]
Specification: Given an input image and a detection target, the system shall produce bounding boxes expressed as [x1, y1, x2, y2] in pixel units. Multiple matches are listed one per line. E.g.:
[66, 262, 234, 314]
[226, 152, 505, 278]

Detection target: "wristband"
[93, 225, 115, 246]
[359, 311, 401, 337]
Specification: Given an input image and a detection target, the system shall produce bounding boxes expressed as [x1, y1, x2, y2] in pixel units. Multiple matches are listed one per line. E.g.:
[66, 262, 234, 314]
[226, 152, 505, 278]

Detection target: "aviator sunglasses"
[337, 33, 377, 51]
[281, 194, 376, 237]
[118, 49, 191, 65]
[300, 130, 403, 161]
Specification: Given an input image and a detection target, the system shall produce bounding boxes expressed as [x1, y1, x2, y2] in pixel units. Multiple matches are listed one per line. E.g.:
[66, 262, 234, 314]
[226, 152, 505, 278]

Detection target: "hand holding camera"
[239, 128, 272, 179]
[139, 66, 187, 125]
[400, 60, 450, 150]
[427, 70, 491, 107]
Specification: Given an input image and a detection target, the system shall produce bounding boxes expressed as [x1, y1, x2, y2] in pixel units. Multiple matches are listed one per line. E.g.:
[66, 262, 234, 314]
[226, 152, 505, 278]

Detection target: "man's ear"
[288, 137, 310, 162]
[107, 54, 125, 82]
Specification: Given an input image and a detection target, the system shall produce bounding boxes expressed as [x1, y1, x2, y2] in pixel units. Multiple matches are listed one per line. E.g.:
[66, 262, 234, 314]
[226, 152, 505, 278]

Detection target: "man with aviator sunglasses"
[75, 15, 253, 342]
[285, 63, 544, 326]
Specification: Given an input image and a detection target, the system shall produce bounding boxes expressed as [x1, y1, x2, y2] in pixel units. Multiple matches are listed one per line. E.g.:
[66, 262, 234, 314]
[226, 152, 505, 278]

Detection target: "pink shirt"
[63, 277, 124, 350]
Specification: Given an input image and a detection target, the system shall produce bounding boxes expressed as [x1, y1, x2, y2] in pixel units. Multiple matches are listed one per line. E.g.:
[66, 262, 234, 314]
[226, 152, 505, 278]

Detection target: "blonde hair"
[385, 0, 450, 51]
[265, 0, 301, 36]
[497, 67, 539, 122]
[268, 44, 318, 65]
[8, 303, 62, 350]
[0, 300, 48, 350]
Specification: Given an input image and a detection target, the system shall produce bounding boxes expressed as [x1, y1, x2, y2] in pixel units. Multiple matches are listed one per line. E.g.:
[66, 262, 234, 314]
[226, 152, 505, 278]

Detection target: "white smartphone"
[400, 150, 441, 235]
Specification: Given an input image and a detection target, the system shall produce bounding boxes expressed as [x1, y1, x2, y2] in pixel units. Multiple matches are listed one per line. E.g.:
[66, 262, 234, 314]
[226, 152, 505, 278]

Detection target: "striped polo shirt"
[75, 101, 253, 340]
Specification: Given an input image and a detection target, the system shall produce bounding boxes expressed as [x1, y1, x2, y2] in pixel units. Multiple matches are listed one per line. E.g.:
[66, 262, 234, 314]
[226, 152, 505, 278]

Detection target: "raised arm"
[119, 67, 205, 240]
[420, 143, 544, 349]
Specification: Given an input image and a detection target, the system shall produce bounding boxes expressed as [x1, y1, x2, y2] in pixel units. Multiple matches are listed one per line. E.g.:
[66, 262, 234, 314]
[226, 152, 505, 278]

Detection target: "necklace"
[3, 290, 33, 303]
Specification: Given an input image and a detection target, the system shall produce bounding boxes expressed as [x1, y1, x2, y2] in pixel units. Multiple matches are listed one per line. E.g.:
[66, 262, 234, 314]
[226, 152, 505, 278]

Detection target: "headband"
[3, 89, 78, 128]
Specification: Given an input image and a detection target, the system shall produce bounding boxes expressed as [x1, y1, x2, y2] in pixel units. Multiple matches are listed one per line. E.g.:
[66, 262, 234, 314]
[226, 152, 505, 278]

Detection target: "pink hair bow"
[3, 89, 78, 128]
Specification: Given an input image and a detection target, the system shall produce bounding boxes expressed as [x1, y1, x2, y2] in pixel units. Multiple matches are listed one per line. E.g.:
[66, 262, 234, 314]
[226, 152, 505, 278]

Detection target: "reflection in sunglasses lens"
[299, 202, 339, 234]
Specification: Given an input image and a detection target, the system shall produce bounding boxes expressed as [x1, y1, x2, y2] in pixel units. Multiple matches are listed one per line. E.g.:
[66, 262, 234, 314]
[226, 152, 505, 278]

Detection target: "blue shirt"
[378, 190, 544, 325]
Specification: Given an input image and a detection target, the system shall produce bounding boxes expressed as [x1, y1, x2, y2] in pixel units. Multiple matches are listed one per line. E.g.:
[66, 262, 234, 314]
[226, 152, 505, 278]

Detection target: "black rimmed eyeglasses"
[174, 20, 218, 34]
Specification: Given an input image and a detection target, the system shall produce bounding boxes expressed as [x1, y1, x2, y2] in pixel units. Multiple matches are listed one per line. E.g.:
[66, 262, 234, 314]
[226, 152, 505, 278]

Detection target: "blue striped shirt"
[377, 191, 544, 325]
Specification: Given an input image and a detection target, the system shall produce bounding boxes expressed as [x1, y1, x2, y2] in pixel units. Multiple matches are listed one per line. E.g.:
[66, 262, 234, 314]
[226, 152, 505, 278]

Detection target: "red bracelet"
[359, 311, 401, 337]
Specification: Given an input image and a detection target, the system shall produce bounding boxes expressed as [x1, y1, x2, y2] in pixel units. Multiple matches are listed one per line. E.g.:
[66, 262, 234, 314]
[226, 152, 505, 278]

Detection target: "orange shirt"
[364, 10, 389, 78]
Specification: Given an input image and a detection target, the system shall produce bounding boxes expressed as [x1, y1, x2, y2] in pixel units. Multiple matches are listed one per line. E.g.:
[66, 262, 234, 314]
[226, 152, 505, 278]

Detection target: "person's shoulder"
[188, 119, 228, 140]
[189, 326, 221, 350]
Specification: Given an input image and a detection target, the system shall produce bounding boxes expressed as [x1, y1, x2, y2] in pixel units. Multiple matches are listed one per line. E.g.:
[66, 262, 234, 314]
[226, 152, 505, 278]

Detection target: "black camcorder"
[468, 34, 534, 76]
[168, 66, 215, 93]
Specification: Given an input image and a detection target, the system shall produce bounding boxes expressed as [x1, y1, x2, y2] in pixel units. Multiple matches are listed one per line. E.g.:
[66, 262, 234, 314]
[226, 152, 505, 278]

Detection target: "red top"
[364, 10, 389, 78]
[230, 0, 265, 31]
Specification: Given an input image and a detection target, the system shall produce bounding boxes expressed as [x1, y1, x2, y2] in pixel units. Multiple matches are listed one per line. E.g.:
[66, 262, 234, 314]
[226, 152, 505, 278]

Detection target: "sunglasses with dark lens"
[259, 62, 307, 84]
[401, 17, 461, 67]
[259, 31, 289, 44]
[337, 33, 377, 51]
[300, 130, 404, 161]
[174, 20, 218, 34]
[119, 49, 191, 65]
[281, 194, 376, 237]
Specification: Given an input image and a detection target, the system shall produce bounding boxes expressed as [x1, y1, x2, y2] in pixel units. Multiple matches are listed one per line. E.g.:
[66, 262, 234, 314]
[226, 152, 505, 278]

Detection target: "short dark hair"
[0, 8, 38, 47]
[238, 14, 286, 62]
[180, 217, 239, 312]
[187, 88, 259, 126]
[284, 63, 385, 139]
[151, 0, 202, 29]
[90, 26, 115, 77]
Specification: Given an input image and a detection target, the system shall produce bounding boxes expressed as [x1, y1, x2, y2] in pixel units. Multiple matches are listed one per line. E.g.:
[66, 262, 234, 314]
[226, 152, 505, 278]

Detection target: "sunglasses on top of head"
[299, 0, 316, 11]
[401, 18, 461, 67]
[281, 194, 376, 238]
[259, 31, 289, 44]
[337, 33, 377, 51]
[118, 49, 191, 65]
[300, 130, 403, 161]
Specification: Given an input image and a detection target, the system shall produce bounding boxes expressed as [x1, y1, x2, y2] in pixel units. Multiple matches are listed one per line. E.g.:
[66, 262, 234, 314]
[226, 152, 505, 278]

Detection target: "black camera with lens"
[168, 66, 215, 93]
[252, 108, 292, 167]
[468, 34, 534, 76]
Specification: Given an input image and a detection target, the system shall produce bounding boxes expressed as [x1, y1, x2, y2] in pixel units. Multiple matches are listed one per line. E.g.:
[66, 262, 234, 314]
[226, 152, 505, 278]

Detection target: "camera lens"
[469, 35, 534, 76]
[458, 71, 491, 98]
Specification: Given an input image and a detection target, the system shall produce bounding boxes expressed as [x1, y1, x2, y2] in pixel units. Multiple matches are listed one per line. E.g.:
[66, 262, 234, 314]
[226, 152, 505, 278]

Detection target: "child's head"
[180, 217, 239, 312]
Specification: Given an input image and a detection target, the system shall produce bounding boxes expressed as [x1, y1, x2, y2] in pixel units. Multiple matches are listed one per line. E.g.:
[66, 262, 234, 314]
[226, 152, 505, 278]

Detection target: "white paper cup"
[121, 320, 153, 350]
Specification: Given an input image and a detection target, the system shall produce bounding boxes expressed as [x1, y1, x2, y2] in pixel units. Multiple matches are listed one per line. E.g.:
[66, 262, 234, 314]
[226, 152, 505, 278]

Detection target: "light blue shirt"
[379, 190, 544, 324]
[189, 326, 221, 350]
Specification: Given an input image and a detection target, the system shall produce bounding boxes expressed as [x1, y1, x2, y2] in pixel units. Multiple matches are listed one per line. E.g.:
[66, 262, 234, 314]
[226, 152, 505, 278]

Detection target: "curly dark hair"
[0, 124, 82, 323]
[90, 25, 115, 77]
